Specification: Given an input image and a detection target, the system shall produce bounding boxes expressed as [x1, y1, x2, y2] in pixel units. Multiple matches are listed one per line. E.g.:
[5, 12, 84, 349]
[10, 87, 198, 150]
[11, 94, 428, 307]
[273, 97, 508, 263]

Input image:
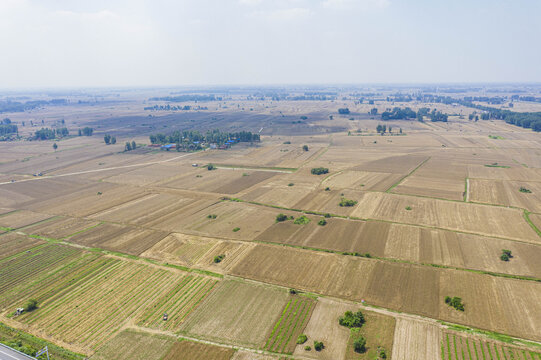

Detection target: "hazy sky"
[1, 0, 540, 88]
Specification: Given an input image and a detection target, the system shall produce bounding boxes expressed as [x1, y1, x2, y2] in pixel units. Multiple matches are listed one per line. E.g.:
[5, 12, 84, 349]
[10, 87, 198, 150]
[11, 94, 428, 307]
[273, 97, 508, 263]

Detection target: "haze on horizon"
[2, 0, 541, 88]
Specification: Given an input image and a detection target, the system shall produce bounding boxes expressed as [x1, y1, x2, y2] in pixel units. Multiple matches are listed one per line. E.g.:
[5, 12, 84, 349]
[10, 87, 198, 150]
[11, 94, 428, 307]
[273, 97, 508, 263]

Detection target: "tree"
[24, 299, 38, 312]
[302, 145, 309, 151]
[82, 127, 94, 136]
[313, 341, 324, 351]
[276, 213, 288, 222]
[339, 310, 365, 328]
[125, 142, 132, 151]
[297, 334, 308, 344]
[131, 141, 136, 150]
[353, 335, 367, 353]
[104, 134, 111, 144]
[311, 167, 329, 175]
[339, 198, 357, 207]
[53, 143, 58, 151]
[207, 164, 216, 170]
[338, 108, 350, 114]
[78, 129, 82, 136]
[370, 108, 378, 115]
[111, 136, 116, 144]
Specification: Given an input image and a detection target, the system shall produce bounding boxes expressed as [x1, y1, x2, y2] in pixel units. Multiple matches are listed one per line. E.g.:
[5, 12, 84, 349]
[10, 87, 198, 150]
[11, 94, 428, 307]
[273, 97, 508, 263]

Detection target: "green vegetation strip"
[0, 321, 85, 360]
[214, 164, 297, 172]
[386, 156, 431, 193]
[523, 210, 541, 238]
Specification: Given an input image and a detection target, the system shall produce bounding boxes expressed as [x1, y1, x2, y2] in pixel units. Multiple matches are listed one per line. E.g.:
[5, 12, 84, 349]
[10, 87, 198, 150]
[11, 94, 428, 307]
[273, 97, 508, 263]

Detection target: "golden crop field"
[0, 88, 540, 360]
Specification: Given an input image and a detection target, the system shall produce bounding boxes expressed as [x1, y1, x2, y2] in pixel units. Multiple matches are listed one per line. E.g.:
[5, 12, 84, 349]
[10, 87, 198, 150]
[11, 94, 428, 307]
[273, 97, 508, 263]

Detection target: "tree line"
[149, 129, 260, 145]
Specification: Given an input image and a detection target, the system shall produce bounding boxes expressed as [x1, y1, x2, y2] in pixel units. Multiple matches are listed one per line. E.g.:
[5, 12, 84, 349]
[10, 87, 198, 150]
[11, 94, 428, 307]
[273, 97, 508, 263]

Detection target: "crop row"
[17, 259, 190, 350]
[0, 244, 80, 295]
[263, 295, 315, 354]
[443, 333, 541, 360]
[138, 275, 218, 331]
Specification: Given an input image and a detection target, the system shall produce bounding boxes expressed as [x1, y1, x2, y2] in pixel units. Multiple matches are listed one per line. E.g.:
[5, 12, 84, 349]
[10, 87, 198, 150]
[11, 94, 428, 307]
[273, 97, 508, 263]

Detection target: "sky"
[1, 0, 540, 88]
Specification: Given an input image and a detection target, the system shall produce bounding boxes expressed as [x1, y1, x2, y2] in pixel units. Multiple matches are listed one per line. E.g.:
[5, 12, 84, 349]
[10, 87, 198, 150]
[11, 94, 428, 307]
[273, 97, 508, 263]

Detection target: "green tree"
[24, 299, 38, 312]
[314, 341, 324, 351]
[339, 310, 365, 328]
[303, 145, 309, 151]
[131, 141, 136, 150]
[125, 142, 132, 151]
[276, 213, 288, 222]
[104, 134, 111, 144]
[52, 142, 58, 151]
[111, 136, 116, 144]
[353, 335, 367, 353]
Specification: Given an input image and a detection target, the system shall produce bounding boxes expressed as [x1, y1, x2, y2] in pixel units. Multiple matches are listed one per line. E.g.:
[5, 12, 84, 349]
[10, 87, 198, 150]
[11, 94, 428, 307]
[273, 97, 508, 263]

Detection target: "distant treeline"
[33, 127, 69, 140]
[149, 95, 219, 102]
[511, 95, 541, 103]
[143, 105, 208, 111]
[0, 124, 18, 136]
[380, 107, 448, 122]
[150, 129, 260, 145]
[0, 99, 68, 113]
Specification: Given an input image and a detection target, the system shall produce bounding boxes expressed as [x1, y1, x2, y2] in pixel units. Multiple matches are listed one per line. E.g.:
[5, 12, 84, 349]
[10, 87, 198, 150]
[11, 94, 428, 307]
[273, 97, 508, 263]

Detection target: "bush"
[379, 347, 387, 359]
[283, 141, 291, 144]
[519, 186, 531, 193]
[289, 288, 297, 295]
[304, 345, 311, 351]
[324, 213, 331, 218]
[232, 227, 240, 232]
[207, 214, 217, 219]
[339, 198, 357, 207]
[353, 335, 367, 353]
[303, 145, 309, 151]
[288, 183, 294, 186]
[311, 167, 329, 175]
[207, 164, 216, 170]
[325, 187, 330, 191]
[314, 340, 324, 351]
[294, 216, 311, 225]
[318, 219, 327, 226]
[213, 254, 225, 263]
[297, 334, 307, 344]
[276, 213, 288, 222]
[500, 253, 510, 261]
[24, 299, 38, 312]
[339, 310, 365, 328]
[445, 296, 465, 311]
[405, 206, 412, 210]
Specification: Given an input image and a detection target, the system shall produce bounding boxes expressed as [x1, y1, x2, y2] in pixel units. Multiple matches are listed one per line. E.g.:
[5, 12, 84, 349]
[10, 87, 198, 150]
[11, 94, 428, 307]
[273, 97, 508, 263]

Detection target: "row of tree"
[149, 129, 260, 145]
[103, 134, 117, 144]
[34, 127, 68, 140]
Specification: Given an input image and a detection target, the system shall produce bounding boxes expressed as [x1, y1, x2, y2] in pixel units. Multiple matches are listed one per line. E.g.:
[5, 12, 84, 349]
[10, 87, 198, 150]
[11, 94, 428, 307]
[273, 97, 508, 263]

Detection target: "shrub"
[314, 341, 324, 351]
[519, 186, 531, 193]
[207, 214, 217, 219]
[405, 206, 412, 210]
[500, 253, 510, 261]
[502, 249, 512, 257]
[304, 346, 311, 351]
[232, 227, 240, 232]
[379, 347, 387, 359]
[276, 213, 288, 222]
[294, 216, 311, 225]
[324, 213, 331, 218]
[297, 334, 307, 344]
[207, 164, 216, 170]
[289, 288, 297, 295]
[288, 183, 294, 186]
[24, 299, 38, 312]
[353, 335, 367, 353]
[339, 198, 357, 207]
[325, 187, 330, 191]
[339, 310, 365, 328]
[283, 141, 291, 144]
[311, 167, 329, 175]
[303, 145, 309, 151]
[318, 219, 327, 226]
[213, 254, 225, 263]
[445, 296, 465, 311]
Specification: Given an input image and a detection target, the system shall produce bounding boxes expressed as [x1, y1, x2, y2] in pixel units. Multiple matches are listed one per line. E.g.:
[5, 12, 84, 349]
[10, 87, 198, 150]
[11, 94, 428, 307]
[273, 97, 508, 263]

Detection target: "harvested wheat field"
[141, 233, 219, 266]
[293, 298, 352, 360]
[0, 210, 53, 229]
[352, 192, 540, 242]
[344, 311, 395, 360]
[22, 216, 101, 239]
[179, 280, 289, 348]
[162, 340, 235, 360]
[392, 319, 441, 360]
[92, 330, 175, 360]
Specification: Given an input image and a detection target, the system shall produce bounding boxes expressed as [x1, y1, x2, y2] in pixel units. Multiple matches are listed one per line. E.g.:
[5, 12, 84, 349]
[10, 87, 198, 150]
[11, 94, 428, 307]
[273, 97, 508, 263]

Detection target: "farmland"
[0, 86, 540, 359]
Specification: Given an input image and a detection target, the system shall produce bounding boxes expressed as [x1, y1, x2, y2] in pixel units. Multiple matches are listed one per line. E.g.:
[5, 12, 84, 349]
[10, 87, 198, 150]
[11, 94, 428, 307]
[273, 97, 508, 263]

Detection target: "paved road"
[0, 344, 36, 360]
